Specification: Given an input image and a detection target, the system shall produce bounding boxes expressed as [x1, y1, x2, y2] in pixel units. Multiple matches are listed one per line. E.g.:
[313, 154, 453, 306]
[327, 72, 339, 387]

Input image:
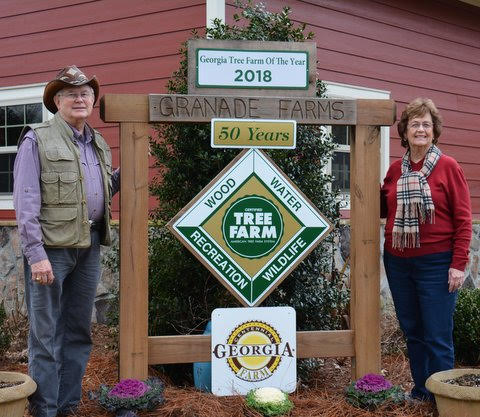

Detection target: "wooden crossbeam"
[148, 330, 355, 365]
[101, 94, 395, 126]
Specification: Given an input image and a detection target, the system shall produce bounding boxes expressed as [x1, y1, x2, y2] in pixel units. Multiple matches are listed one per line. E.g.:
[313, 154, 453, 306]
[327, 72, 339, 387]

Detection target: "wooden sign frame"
[100, 93, 395, 380]
[188, 39, 317, 97]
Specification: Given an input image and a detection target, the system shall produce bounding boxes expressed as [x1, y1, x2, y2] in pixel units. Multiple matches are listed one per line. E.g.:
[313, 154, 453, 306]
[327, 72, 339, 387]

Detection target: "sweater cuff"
[450, 258, 467, 272]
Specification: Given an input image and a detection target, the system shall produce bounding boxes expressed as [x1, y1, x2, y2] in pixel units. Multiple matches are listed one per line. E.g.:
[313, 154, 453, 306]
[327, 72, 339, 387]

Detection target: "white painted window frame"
[325, 81, 390, 210]
[206, 0, 225, 29]
[0, 83, 51, 210]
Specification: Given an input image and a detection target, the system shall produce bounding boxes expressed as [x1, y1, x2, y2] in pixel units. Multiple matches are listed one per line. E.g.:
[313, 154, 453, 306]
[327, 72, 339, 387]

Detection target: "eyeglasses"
[408, 122, 433, 130]
[58, 91, 94, 100]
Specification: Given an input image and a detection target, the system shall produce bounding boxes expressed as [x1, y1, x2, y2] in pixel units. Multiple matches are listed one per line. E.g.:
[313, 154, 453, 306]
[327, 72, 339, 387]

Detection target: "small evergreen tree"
[148, 0, 349, 338]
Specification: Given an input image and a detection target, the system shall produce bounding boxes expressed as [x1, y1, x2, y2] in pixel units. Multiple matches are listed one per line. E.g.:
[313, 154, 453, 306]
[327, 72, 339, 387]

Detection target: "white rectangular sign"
[196, 48, 309, 89]
[211, 306, 296, 396]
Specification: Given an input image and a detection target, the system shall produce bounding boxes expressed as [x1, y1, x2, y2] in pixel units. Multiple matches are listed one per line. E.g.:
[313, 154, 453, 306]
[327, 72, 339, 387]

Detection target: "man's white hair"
[55, 85, 94, 97]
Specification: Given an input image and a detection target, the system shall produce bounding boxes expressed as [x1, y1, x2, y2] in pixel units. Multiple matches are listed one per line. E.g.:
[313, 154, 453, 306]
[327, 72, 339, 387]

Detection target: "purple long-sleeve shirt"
[13, 124, 120, 265]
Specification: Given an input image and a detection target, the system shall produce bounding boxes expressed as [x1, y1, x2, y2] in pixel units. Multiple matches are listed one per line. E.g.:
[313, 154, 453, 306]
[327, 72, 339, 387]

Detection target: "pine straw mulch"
[0, 315, 439, 417]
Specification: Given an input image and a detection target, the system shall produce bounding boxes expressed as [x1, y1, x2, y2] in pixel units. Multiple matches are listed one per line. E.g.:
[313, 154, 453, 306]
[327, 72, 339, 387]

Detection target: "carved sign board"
[149, 94, 356, 125]
[188, 39, 317, 97]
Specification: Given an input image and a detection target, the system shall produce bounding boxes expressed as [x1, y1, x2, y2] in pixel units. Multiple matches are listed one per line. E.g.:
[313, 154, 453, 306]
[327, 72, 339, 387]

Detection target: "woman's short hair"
[397, 98, 443, 148]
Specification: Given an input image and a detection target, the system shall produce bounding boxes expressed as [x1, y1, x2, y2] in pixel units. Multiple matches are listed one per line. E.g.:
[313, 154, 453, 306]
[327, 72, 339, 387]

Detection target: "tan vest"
[21, 113, 113, 248]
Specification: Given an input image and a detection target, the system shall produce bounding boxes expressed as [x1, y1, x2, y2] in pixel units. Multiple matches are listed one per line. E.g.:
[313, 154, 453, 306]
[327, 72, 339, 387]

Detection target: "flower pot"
[426, 369, 480, 417]
[0, 371, 37, 417]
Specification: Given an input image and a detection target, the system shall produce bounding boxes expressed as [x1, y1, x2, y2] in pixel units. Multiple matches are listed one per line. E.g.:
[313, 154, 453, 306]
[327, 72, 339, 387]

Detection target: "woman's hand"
[448, 268, 465, 292]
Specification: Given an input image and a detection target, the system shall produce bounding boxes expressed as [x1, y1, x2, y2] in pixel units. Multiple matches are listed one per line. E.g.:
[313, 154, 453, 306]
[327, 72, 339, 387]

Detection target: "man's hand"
[31, 259, 55, 285]
[448, 268, 465, 293]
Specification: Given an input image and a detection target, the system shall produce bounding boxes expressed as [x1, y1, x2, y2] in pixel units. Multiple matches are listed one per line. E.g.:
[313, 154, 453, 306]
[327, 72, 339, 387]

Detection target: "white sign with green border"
[196, 48, 308, 89]
[167, 149, 332, 307]
[188, 40, 317, 97]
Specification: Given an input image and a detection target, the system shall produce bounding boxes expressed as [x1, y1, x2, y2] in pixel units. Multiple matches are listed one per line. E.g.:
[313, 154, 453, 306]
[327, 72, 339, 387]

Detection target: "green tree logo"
[222, 195, 284, 258]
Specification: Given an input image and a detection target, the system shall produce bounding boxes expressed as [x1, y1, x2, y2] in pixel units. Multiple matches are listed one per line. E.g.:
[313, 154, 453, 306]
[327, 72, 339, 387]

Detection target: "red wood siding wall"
[0, 0, 206, 219]
[2, 0, 479, 219]
[226, 0, 480, 218]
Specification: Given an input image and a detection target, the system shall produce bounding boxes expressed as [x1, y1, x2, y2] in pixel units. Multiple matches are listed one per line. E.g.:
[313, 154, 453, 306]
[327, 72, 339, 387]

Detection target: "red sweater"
[381, 154, 472, 271]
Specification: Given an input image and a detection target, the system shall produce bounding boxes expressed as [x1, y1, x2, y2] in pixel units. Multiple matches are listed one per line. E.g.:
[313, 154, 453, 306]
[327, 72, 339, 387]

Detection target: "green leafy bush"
[148, 0, 348, 340]
[453, 288, 480, 365]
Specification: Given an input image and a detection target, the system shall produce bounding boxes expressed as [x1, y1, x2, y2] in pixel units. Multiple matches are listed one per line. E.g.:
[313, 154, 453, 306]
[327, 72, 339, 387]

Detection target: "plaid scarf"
[392, 144, 442, 250]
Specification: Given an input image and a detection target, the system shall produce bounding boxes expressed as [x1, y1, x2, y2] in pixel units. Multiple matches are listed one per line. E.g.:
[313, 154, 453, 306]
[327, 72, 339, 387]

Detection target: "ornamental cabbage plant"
[89, 378, 165, 416]
[354, 373, 393, 392]
[246, 387, 294, 416]
[345, 373, 405, 410]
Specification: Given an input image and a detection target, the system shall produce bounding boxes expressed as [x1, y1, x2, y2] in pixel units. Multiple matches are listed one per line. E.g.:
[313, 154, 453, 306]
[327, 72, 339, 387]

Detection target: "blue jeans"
[24, 230, 101, 417]
[383, 250, 457, 401]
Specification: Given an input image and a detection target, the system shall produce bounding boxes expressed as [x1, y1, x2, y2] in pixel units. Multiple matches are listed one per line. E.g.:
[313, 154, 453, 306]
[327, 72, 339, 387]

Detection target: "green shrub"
[148, 0, 349, 339]
[453, 288, 480, 365]
[0, 302, 11, 353]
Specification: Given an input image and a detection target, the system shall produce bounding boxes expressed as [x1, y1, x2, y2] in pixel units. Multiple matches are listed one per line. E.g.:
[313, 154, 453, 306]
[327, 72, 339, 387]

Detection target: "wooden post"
[118, 121, 150, 379]
[350, 123, 381, 379]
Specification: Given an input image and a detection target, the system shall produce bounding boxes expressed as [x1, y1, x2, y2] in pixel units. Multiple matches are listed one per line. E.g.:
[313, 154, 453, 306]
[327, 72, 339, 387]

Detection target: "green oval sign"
[222, 195, 284, 259]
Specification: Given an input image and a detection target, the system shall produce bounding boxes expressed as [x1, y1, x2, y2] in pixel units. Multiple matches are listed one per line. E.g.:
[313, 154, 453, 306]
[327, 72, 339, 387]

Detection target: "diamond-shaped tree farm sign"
[167, 149, 332, 306]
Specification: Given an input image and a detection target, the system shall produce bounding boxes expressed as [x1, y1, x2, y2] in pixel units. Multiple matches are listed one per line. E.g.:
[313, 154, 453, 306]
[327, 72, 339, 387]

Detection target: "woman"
[381, 98, 472, 401]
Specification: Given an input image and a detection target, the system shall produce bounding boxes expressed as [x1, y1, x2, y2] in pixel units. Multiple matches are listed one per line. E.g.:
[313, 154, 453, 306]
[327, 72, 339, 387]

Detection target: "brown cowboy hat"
[43, 65, 99, 114]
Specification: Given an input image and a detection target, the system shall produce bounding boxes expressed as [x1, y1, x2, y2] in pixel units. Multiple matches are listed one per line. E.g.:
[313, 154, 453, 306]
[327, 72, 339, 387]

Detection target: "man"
[13, 65, 119, 417]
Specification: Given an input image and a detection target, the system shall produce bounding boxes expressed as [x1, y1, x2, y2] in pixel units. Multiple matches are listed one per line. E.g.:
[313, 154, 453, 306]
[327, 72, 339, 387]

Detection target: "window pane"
[0, 172, 9, 194]
[0, 154, 8, 171]
[6, 126, 23, 146]
[0, 154, 15, 194]
[0, 100, 43, 194]
[345, 157, 350, 190]
[332, 152, 350, 192]
[26, 103, 42, 124]
[332, 125, 349, 145]
[6, 105, 24, 125]
[9, 153, 16, 170]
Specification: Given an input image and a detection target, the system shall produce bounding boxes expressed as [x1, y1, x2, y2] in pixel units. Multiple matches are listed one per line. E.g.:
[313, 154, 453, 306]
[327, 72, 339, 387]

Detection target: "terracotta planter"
[426, 369, 480, 417]
[0, 371, 37, 417]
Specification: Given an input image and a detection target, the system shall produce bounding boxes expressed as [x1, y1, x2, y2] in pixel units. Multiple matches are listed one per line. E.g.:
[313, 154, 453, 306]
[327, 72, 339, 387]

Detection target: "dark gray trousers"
[24, 230, 101, 417]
